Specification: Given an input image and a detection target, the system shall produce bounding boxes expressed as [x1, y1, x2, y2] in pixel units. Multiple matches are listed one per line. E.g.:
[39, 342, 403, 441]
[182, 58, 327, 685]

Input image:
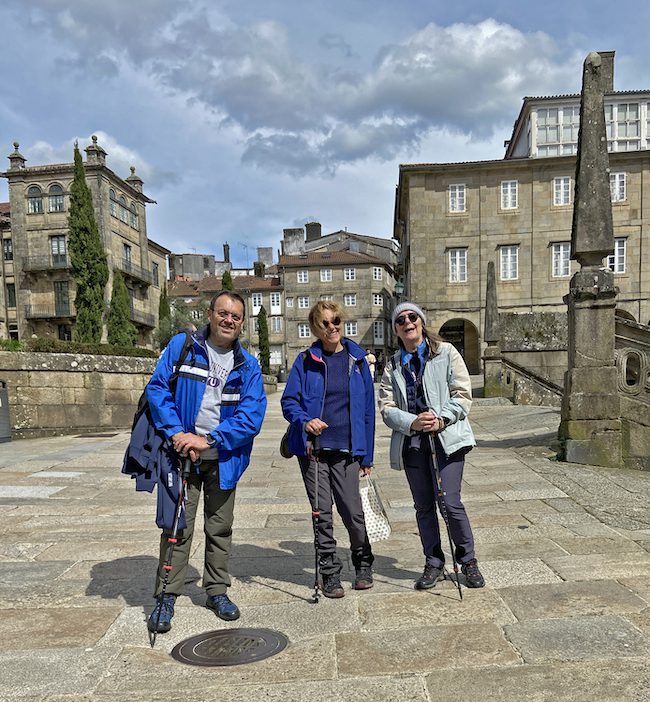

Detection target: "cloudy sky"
[1, 1, 648, 268]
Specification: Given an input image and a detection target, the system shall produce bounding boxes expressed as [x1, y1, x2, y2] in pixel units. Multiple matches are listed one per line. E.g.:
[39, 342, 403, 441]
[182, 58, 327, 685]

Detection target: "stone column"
[482, 261, 502, 397]
[558, 52, 622, 467]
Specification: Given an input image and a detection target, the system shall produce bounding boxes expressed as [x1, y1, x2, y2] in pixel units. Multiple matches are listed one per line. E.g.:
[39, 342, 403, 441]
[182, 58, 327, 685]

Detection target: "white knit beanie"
[391, 302, 427, 330]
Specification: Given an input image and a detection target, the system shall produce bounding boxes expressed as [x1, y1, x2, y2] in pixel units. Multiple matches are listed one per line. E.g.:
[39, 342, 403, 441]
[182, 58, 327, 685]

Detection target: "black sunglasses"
[321, 317, 341, 329]
[395, 312, 419, 326]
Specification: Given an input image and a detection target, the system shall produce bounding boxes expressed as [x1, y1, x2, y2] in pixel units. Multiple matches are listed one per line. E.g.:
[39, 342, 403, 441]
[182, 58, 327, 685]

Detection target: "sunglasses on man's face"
[321, 317, 341, 329]
[395, 312, 419, 326]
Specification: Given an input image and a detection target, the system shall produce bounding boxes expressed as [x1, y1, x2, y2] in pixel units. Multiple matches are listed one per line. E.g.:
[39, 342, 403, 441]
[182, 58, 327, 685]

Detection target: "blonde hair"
[308, 300, 345, 336]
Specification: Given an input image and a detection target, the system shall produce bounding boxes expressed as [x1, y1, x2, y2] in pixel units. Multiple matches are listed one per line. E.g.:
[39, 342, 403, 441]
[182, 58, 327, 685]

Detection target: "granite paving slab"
[544, 552, 650, 580]
[479, 558, 562, 587]
[0, 560, 76, 586]
[550, 536, 647, 555]
[0, 486, 65, 498]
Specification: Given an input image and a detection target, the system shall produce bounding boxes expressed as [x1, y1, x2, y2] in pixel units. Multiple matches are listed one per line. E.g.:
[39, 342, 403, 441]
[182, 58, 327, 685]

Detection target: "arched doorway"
[615, 308, 636, 322]
[438, 318, 480, 374]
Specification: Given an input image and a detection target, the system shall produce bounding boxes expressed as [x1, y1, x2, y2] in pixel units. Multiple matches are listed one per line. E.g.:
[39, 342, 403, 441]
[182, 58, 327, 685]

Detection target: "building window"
[3, 239, 12, 261]
[129, 203, 138, 229]
[252, 292, 263, 314]
[8, 323, 18, 341]
[344, 293, 356, 307]
[109, 189, 117, 218]
[286, 297, 294, 308]
[449, 184, 466, 213]
[551, 242, 571, 278]
[606, 103, 640, 152]
[537, 106, 579, 156]
[320, 268, 332, 282]
[501, 181, 518, 210]
[607, 238, 626, 274]
[298, 296, 310, 309]
[350, 241, 360, 253]
[27, 186, 43, 214]
[298, 323, 310, 338]
[536, 108, 559, 153]
[58, 324, 72, 341]
[271, 317, 282, 333]
[373, 267, 382, 281]
[50, 235, 67, 266]
[118, 195, 129, 223]
[297, 270, 309, 283]
[553, 176, 571, 206]
[6, 283, 16, 308]
[191, 309, 202, 321]
[499, 245, 519, 280]
[152, 262, 159, 287]
[610, 172, 626, 202]
[48, 184, 65, 212]
[373, 320, 384, 343]
[123, 243, 132, 263]
[270, 292, 281, 314]
[320, 294, 333, 301]
[344, 321, 357, 337]
[448, 248, 467, 283]
[373, 293, 383, 306]
[344, 267, 356, 281]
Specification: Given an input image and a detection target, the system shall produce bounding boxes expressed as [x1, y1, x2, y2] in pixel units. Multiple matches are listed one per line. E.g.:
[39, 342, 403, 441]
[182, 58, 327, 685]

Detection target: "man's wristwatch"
[204, 434, 217, 447]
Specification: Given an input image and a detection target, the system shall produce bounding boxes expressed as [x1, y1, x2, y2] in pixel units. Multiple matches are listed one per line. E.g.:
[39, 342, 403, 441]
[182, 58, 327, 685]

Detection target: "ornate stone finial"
[130, 166, 136, 174]
[13, 142, 19, 151]
[92, 135, 98, 144]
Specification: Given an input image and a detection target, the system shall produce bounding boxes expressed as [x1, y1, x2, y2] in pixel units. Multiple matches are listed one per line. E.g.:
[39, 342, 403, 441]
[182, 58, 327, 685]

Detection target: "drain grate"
[171, 628, 288, 667]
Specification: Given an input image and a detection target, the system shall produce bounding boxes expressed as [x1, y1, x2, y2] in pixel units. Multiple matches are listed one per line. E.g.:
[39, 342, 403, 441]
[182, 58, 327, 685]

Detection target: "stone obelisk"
[558, 51, 622, 467]
[482, 261, 502, 397]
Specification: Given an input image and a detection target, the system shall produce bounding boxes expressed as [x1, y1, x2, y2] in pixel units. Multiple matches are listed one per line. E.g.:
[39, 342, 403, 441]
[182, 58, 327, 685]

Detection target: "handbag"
[279, 428, 293, 459]
[360, 475, 391, 543]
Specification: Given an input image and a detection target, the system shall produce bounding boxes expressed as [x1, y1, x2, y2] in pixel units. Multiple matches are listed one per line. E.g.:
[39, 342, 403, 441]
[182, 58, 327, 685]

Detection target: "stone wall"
[0, 352, 277, 439]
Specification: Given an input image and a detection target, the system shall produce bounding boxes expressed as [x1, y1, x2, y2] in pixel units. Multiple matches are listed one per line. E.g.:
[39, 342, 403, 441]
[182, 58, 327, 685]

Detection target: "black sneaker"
[147, 593, 176, 633]
[461, 559, 485, 588]
[353, 567, 374, 590]
[415, 564, 443, 590]
[322, 573, 345, 598]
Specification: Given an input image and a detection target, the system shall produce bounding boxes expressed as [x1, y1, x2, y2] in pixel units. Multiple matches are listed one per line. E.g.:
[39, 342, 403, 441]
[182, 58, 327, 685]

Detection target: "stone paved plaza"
[1, 389, 649, 701]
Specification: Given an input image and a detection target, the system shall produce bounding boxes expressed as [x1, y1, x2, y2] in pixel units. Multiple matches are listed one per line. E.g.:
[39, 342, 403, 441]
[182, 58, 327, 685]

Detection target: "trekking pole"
[427, 434, 463, 601]
[308, 434, 321, 604]
[149, 455, 193, 647]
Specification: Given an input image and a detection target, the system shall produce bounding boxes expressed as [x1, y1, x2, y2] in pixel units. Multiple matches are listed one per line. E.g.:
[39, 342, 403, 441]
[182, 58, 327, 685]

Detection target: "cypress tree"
[158, 284, 170, 326]
[221, 269, 234, 291]
[68, 143, 108, 342]
[258, 305, 270, 374]
[107, 271, 137, 346]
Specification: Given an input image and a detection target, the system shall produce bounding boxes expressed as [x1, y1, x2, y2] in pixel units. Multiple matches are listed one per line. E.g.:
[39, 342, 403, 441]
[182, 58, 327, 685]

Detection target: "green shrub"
[23, 337, 157, 358]
[0, 339, 25, 352]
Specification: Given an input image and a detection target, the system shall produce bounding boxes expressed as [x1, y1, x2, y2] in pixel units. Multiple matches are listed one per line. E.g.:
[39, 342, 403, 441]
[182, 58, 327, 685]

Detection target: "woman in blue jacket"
[281, 301, 375, 597]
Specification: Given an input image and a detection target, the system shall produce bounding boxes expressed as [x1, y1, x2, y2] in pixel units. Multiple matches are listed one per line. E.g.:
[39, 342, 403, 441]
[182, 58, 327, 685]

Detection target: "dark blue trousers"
[403, 437, 476, 567]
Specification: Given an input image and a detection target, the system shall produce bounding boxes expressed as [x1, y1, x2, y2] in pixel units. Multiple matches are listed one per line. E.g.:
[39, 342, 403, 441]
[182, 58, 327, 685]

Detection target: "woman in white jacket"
[378, 302, 484, 590]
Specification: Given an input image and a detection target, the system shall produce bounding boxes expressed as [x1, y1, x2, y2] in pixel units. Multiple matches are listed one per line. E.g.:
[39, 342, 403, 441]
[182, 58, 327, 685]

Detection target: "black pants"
[298, 451, 373, 575]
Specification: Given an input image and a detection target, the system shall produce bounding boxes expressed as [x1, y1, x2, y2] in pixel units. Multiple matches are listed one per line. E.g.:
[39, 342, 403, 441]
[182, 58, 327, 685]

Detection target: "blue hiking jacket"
[146, 326, 267, 490]
[281, 338, 375, 464]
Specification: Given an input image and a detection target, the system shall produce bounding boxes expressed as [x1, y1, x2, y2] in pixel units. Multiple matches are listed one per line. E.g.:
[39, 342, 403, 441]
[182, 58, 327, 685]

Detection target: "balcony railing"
[24, 303, 76, 319]
[117, 258, 153, 286]
[22, 255, 70, 272]
[130, 308, 156, 328]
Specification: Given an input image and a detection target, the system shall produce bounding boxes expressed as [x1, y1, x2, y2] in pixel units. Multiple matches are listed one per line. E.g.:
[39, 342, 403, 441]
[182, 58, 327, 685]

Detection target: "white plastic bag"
[360, 476, 391, 543]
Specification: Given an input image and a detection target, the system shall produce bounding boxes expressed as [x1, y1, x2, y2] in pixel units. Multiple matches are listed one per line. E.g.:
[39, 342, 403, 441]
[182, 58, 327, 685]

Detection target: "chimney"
[282, 227, 305, 255]
[598, 51, 615, 92]
[84, 135, 107, 166]
[305, 221, 322, 242]
[223, 242, 230, 263]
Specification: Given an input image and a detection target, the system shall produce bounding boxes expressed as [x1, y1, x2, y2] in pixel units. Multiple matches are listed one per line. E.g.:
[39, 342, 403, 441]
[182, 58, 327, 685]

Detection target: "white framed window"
[606, 103, 640, 152]
[27, 185, 43, 214]
[373, 267, 382, 281]
[610, 172, 626, 202]
[553, 176, 571, 206]
[320, 268, 332, 282]
[344, 267, 356, 281]
[298, 323, 311, 338]
[271, 317, 282, 333]
[286, 297, 294, 308]
[373, 293, 383, 306]
[607, 238, 627, 273]
[270, 292, 281, 314]
[270, 345, 282, 366]
[344, 293, 356, 307]
[190, 309, 202, 321]
[251, 292, 263, 315]
[373, 320, 384, 343]
[551, 242, 571, 278]
[448, 248, 467, 283]
[320, 294, 333, 301]
[501, 181, 518, 210]
[344, 321, 358, 337]
[536, 106, 579, 156]
[48, 184, 64, 212]
[449, 184, 466, 213]
[499, 245, 519, 280]
[298, 295, 310, 309]
[297, 270, 309, 283]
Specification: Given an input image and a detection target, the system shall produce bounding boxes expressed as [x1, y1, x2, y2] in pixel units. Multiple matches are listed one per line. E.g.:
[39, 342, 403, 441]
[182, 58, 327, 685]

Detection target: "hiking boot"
[147, 594, 176, 633]
[461, 559, 485, 588]
[322, 572, 345, 598]
[353, 567, 374, 590]
[415, 564, 444, 590]
[206, 593, 240, 621]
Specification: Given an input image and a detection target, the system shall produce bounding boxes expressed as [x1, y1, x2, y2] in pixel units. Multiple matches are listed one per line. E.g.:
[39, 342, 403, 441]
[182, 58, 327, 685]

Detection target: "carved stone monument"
[558, 52, 622, 467]
[483, 261, 502, 397]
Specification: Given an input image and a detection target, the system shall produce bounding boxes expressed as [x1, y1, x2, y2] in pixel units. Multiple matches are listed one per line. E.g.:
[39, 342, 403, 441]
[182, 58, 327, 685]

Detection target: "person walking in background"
[365, 349, 376, 381]
[145, 290, 267, 634]
[281, 301, 376, 597]
[378, 302, 485, 590]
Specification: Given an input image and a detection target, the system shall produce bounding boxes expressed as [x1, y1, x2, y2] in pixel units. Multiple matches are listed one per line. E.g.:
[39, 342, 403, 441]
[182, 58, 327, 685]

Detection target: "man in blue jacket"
[146, 290, 267, 634]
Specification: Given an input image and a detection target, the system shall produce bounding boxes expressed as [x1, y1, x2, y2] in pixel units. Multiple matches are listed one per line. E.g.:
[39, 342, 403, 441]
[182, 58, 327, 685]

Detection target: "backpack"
[131, 332, 195, 430]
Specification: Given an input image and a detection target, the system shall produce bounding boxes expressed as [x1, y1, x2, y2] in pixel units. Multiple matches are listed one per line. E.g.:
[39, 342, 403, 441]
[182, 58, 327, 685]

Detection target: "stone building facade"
[1, 138, 168, 347]
[395, 52, 650, 375]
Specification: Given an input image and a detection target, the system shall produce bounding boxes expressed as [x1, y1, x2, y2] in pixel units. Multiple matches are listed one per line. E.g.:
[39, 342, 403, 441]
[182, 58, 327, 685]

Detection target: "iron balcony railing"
[117, 258, 153, 285]
[22, 255, 70, 271]
[24, 303, 76, 319]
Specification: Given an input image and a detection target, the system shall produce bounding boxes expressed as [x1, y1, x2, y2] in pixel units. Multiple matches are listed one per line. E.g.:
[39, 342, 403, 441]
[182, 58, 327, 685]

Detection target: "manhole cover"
[171, 628, 288, 667]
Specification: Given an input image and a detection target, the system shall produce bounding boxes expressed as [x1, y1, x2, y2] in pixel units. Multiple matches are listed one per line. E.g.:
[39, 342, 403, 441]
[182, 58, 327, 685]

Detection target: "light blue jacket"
[378, 341, 475, 468]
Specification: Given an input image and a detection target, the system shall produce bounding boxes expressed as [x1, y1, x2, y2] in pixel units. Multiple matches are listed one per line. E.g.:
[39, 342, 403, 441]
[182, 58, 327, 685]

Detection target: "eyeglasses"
[321, 317, 341, 329]
[395, 312, 419, 326]
[211, 308, 243, 323]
